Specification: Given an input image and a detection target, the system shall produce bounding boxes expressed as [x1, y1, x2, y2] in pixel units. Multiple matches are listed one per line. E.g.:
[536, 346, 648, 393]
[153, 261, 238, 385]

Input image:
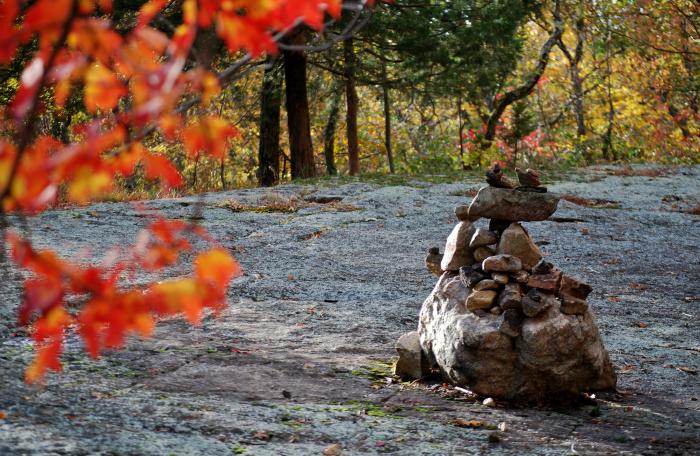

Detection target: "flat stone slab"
[468, 186, 560, 221]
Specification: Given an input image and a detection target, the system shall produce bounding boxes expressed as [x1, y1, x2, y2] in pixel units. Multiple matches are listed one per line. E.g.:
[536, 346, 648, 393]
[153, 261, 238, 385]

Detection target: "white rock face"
[418, 272, 616, 402]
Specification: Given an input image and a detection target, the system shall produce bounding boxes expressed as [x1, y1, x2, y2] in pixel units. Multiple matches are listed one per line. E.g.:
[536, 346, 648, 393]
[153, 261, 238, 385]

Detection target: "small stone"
[488, 432, 501, 444]
[497, 283, 523, 310]
[515, 167, 542, 188]
[468, 186, 560, 222]
[511, 270, 529, 283]
[560, 274, 593, 300]
[498, 422, 508, 432]
[474, 279, 500, 291]
[455, 204, 479, 221]
[560, 295, 589, 315]
[441, 222, 476, 271]
[532, 259, 554, 275]
[482, 397, 496, 407]
[460, 266, 487, 288]
[492, 273, 509, 284]
[490, 306, 503, 315]
[394, 331, 429, 380]
[466, 290, 498, 310]
[473, 246, 495, 262]
[496, 223, 543, 271]
[526, 270, 562, 292]
[485, 164, 516, 189]
[499, 309, 524, 337]
[469, 229, 498, 249]
[483, 254, 522, 273]
[522, 289, 553, 317]
[425, 247, 443, 276]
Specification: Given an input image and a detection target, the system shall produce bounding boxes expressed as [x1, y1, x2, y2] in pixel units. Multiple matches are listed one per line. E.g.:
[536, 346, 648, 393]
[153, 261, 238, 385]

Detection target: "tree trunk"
[284, 32, 315, 179]
[380, 48, 395, 174]
[601, 18, 615, 161]
[257, 58, 282, 186]
[322, 80, 342, 175]
[457, 97, 466, 170]
[344, 38, 360, 175]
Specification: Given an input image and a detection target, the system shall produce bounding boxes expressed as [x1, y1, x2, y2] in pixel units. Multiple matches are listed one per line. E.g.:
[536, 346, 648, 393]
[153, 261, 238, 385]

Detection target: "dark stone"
[522, 289, 551, 317]
[497, 283, 523, 310]
[460, 266, 487, 288]
[560, 274, 593, 300]
[499, 309, 524, 338]
[489, 218, 511, 234]
[526, 270, 562, 292]
[560, 295, 589, 315]
[532, 259, 554, 275]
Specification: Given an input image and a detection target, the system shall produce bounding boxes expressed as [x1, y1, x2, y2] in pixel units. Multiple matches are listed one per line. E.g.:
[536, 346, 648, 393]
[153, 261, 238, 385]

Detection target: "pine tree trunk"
[257, 58, 282, 186]
[284, 32, 315, 179]
[380, 49, 395, 174]
[344, 38, 360, 175]
[322, 81, 342, 175]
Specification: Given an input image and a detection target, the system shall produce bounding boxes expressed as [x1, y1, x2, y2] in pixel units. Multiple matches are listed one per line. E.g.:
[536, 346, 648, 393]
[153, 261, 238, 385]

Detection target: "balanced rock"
[474, 246, 495, 262]
[394, 331, 429, 379]
[466, 290, 498, 310]
[497, 283, 523, 310]
[499, 309, 524, 338]
[468, 186, 560, 222]
[492, 273, 509, 284]
[455, 204, 479, 222]
[560, 274, 593, 300]
[460, 265, 487, 288]
[515, 167, 542, 188]
[418, 273, 616, 402]
[560, 295, 589, 315]
[441, 221, 476, 271]
[474, 279, 500, 291]
[527, 270, 562, 292]
[522, 289, 553, 317]
[496, 223, 543, 271]
[485, 164, 516, 189]
[483, 254, 522, 273]
[425, 247, 443, 276]
[532, 259, 554, 275]
[470, 229, 498, 249]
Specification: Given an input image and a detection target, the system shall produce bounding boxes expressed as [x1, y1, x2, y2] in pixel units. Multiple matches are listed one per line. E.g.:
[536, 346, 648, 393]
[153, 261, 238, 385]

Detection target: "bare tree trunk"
[380, 53, 395, 174]
[344, 38, 360, 175]
[601, 18, 615, 161]
[257, 57, 282, 186]
[284, 32, 316, 179]
[322, 80, 342, 175]
[484, 0, 563, 144]
[457, 96, 467, 169]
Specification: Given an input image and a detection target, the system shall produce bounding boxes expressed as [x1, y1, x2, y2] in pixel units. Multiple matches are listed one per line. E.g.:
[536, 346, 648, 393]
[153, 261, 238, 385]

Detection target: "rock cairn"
[398, 167, 616, 403]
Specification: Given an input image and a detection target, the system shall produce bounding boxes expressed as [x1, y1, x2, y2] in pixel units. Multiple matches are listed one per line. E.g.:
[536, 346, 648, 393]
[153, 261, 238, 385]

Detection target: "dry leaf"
[0, 411, 6, 420]
[636, 322, 648, 328]
[677, 367, 698, 375]
[449, 418, 483, 428]
[323, 443, 341, 456]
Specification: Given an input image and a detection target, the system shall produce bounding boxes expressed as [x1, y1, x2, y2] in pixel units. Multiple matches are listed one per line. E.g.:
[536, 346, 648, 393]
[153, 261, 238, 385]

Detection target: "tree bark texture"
[284, 32, 316, 179]
[344, 38, 360, 175]
[257, 58, 282, 186]
[322, 80, 342, 175]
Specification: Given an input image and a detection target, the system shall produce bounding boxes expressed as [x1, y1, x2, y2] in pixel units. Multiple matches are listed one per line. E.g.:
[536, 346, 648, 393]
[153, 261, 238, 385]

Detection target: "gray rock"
[474, 279, 500, 291]
[496, 223, 543, 271]
[497, 283, 523, 310]
[560, 295, 589, 315]
[560, 274, 593, 300]
[418, 275, 616, 402]
[394, 331, 429, 379]
[470, 229, 498, 249]
[473, 246, 495, 262]
[522, 289, 553, 317]
[499, 309, 524, 337]
[492, 273, 509, 284]
[460, 266, 486, 288]
[468, 186, 560, 222]
[526, 271, 562, 292]
[483, 254, 522, 273]
[425, 247, 443, 276]
[466, 290, 498, 310]
[441, 221, 476, 271]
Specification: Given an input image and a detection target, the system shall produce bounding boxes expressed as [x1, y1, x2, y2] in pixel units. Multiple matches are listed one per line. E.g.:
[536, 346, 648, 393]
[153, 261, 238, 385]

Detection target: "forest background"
[3, 0, 697, 199]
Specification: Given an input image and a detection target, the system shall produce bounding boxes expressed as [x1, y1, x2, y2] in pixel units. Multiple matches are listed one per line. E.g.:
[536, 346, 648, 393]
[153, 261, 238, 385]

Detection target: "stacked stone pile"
[397, 167, 616, 402]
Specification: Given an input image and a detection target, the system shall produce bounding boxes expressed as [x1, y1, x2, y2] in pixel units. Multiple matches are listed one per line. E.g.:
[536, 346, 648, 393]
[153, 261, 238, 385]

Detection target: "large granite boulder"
[468, 186, 560, 221]
[418, 273, 616, 402]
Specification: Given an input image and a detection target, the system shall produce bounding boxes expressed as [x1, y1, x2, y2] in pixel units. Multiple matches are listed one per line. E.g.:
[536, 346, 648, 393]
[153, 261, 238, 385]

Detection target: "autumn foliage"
[0, 0, 348, 382]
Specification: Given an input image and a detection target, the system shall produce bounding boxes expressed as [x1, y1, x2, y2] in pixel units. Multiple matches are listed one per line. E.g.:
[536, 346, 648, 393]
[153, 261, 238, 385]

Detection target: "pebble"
[474, 279, 500, 291]
[483, 397, 496, 407]
[473, 246, 495, 262]
[492, 273, 509, 284]
[469, 229, 498, 249]
[526, 271, 562, 291]
[466, 290, 498, 310]
[483, 254, 522, 273]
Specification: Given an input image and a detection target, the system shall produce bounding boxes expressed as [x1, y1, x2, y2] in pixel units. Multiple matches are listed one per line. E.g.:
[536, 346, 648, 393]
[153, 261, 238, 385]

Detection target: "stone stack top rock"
[468, 186, 560, 222]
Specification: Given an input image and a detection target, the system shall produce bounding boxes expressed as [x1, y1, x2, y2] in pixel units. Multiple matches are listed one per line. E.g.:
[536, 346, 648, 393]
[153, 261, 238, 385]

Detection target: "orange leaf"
[142, 153, 183, 188]
[195, 248, 241, 288]
[84, 63, 126, 112]
[183, 116, 238, 159]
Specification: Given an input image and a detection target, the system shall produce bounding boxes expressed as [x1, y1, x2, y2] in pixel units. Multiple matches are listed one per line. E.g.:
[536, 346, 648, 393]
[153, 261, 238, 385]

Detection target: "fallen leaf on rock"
[635, 322, 648, 328]
[288, 434, 300, 443]
[620, 365, 637, 374]
[287, 275, 295, 281]
[498, 422, 507, 432]
[0, 411, 6, 419]
[449, 418, 483, 428]
[629, 282, 649, 290]
[580, 227, 589, 235]
[253, 430, 270, 441]
[323, 443, 341, 455]
[676, 367, 698, 375]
